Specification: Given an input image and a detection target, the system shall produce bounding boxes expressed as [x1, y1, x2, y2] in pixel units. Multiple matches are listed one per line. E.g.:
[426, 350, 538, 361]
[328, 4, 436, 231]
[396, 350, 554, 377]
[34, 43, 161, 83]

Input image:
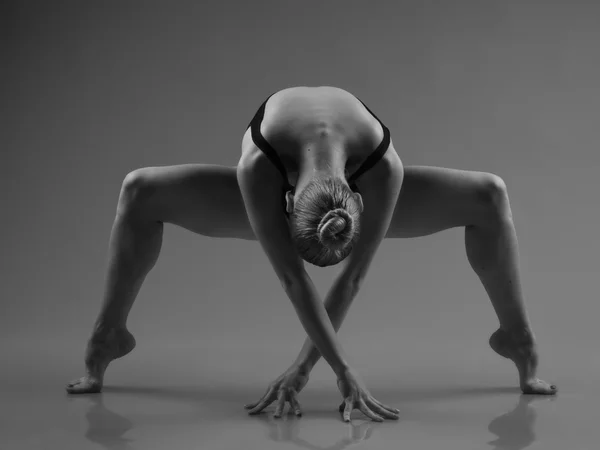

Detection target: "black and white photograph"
[2, 1, 598, 449]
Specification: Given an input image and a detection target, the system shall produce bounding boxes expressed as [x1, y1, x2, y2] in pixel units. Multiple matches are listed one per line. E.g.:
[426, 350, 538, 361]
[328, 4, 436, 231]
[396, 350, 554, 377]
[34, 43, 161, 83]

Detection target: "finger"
[372, 397, 400, 415]
[244, 384, 273, 409]
[289, 390, 302, 416]
[367, 396, 398, 415]
[357, 398, 384, 422]
[244, 398, 263, 410]
[273, 389, 286, 418]
[342, 397, 353, 422]
[247, 386, 276, 415]
[366, 397, 399, 420]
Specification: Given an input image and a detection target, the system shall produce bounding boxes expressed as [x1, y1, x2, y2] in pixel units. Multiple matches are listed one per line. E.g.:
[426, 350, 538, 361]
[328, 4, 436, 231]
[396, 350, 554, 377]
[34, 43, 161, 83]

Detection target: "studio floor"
[1, 334, 597, 450]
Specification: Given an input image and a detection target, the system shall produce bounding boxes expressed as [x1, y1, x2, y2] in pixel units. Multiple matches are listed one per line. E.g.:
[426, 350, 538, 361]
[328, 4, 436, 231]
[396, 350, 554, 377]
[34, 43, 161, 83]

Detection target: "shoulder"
[382, 140, 403, 171]
[240, 129, 267, 169]
[238, 129, 285, 186]
[240, 127, 259, 162]
[366, 140, 403, 181]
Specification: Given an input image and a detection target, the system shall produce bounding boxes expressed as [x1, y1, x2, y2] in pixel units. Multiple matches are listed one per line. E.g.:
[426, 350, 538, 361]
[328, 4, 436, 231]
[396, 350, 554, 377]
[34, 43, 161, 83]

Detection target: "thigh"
[131, 164, 255, 240]
[386, 165, 496, 238]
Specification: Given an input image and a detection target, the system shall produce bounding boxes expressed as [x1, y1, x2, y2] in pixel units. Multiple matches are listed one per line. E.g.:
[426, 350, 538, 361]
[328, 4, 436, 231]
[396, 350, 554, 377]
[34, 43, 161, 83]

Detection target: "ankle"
[502, 325, 536, 347]
[93, 318, 126, 335]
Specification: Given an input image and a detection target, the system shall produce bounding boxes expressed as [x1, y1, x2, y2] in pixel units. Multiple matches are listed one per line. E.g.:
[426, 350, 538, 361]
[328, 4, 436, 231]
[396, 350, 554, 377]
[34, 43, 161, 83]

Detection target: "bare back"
[241, 86, 387, 187]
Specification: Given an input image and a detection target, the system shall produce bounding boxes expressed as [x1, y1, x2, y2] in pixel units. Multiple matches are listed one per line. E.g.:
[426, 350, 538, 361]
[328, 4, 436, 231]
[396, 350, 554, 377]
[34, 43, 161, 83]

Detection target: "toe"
[66, 381, 87, 394]
[67, 377, 83, 387]
[523, 378, 558, 395]
[65, 384, 81, 394]
[65, 377, 101, 394]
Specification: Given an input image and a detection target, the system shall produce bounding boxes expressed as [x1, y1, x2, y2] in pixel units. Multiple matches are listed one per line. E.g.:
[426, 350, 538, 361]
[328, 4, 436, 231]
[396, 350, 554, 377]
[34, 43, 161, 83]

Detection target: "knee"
[476, 173, 512, 222]
[118, 168, 157, 213]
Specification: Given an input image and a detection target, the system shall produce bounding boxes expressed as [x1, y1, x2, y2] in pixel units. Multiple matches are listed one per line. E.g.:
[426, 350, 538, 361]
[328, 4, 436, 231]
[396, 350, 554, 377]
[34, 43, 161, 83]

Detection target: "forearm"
[285, 272, 351, 377]
[293, 274, 359, 374]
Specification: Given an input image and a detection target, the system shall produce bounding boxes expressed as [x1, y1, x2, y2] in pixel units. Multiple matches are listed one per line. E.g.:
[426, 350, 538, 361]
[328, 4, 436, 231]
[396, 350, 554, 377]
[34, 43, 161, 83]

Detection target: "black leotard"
[246, 91, 391, 213]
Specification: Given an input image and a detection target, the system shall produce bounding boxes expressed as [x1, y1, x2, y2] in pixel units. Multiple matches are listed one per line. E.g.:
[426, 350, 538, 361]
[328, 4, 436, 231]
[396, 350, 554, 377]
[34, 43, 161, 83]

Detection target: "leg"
[67, 164, 255, 393]
[386, 165, 557, 395]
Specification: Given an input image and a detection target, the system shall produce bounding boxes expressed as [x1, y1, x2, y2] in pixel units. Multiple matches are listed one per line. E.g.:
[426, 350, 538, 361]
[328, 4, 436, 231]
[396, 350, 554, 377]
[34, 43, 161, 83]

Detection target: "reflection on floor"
[78, 389, 545, 450]
[1, 340, 597, 450]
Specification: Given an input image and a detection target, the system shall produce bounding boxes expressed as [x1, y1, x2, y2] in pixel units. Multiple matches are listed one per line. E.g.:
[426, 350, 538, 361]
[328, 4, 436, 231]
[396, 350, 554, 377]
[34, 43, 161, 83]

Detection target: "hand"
[336, 367, 400, 422]
[245, 365, 310, 418]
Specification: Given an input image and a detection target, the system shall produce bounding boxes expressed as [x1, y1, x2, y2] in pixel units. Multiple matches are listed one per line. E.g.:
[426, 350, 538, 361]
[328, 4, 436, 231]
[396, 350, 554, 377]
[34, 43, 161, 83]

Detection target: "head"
[285, 177, 364, 267]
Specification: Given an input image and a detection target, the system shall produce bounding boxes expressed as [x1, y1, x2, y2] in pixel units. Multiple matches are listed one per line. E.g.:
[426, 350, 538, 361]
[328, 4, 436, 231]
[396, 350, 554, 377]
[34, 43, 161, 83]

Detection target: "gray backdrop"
[2, 0, 597, 432]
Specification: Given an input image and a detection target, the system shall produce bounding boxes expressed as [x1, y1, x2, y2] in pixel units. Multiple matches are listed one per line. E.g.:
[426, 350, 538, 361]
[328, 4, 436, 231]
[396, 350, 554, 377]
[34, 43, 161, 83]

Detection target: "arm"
[236, 144, 350, 377]
[292, 144, 405, 374]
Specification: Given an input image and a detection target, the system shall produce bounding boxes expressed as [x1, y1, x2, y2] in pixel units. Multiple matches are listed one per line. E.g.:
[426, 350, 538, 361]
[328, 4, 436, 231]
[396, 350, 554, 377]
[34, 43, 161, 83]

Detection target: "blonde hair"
[290, 177, 361, 267]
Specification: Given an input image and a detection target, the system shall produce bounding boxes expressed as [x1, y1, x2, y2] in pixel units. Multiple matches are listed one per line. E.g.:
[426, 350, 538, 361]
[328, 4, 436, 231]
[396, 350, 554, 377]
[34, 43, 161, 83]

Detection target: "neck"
[295, 142, 347, 193]
[296, 157, 346, 192]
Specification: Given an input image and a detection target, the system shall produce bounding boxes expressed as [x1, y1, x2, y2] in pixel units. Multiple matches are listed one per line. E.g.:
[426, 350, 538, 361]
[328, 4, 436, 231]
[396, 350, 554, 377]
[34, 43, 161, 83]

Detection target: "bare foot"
[66, 326, 136, 394]
[489, 328, 557, 395]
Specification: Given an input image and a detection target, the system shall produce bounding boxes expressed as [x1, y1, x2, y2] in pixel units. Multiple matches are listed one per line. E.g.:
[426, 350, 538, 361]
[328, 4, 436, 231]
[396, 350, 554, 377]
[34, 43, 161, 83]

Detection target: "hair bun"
[317, 208, 354, 249]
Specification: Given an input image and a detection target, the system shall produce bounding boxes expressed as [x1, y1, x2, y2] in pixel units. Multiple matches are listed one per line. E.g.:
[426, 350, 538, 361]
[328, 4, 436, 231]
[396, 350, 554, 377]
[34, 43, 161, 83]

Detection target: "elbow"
[343, 260, 370, 294]
[278, 268, 307, 293]
[341, 272, 364, 297]
[280, 273, 296, 292]
[349, 261, 372, 294]
[349, 276, 363, 296]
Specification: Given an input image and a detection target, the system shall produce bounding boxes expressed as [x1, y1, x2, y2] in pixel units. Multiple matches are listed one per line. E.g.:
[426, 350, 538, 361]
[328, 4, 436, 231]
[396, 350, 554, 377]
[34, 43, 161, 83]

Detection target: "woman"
[66, 86, 557, 422]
